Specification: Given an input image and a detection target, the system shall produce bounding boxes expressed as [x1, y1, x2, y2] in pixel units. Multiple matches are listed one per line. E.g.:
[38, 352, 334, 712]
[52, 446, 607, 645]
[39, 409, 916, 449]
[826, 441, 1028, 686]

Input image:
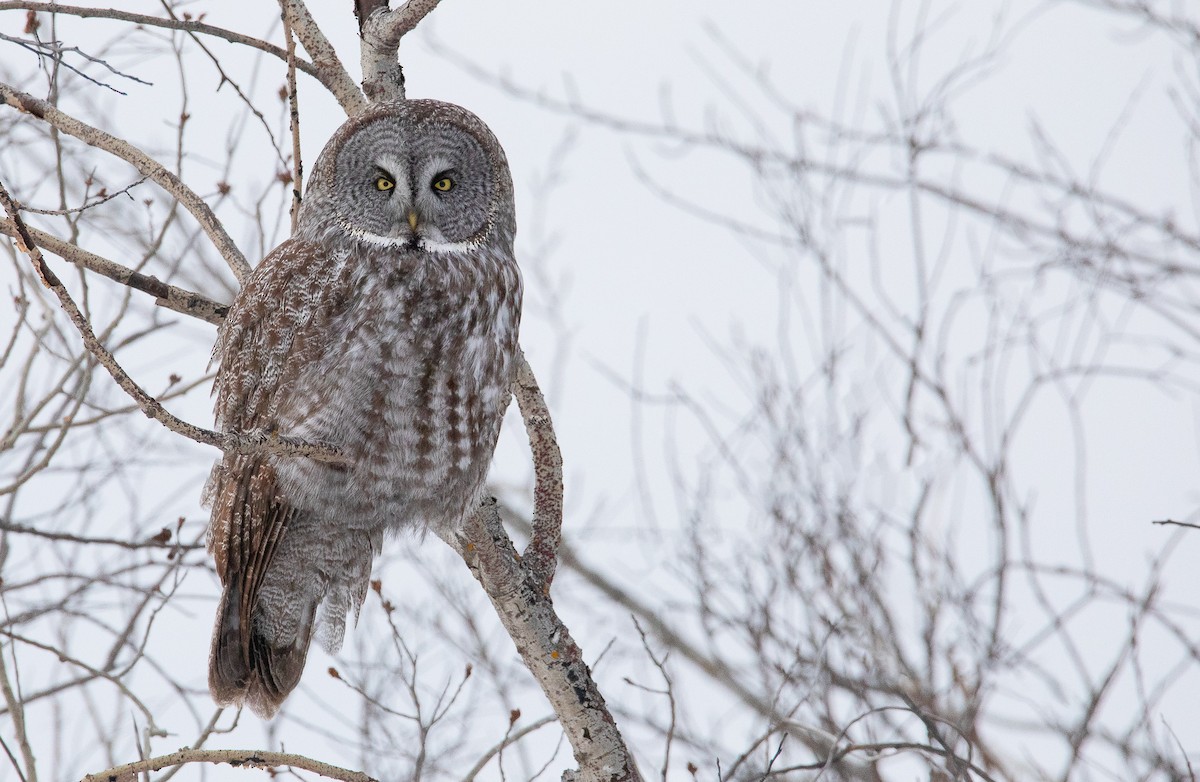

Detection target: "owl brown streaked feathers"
[203, 100, 522, 717]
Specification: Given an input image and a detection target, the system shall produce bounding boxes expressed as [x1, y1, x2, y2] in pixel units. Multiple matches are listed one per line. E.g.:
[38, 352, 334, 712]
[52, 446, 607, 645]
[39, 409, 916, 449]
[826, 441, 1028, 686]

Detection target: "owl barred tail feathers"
[209, 574, 314, 718]
[204, 99, 522, 718]
[205, 460, 316, 717]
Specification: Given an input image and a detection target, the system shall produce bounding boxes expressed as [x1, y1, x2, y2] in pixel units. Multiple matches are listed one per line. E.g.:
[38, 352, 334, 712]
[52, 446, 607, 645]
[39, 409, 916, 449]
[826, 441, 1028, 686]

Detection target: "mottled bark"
[357, 0, 442, 102]
[442, 500, 643, 782]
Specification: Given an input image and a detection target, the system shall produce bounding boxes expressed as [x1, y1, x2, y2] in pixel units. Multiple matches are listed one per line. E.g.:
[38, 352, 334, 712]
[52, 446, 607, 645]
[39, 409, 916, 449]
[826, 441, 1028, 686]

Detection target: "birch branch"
[80, 748, 376, 782]
[441, 502, 644, 782]
[0, 81, 252, 283]
[279, 0, 366, 114]
[357, 0, 443, 102]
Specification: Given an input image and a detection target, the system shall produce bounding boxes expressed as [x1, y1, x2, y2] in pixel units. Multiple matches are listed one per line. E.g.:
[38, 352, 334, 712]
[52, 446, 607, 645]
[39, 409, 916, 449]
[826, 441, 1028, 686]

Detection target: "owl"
[203, 100, 522, 718]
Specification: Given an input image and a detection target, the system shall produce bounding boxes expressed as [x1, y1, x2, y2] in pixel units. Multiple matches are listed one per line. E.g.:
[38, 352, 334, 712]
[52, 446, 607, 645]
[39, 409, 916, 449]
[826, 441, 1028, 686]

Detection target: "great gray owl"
[203, 99, 522, 718]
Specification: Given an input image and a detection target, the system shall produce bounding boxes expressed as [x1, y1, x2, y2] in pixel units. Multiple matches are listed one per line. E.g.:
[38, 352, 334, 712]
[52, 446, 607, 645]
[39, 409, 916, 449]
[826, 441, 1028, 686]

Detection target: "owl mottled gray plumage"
[203, 99, 522, 718]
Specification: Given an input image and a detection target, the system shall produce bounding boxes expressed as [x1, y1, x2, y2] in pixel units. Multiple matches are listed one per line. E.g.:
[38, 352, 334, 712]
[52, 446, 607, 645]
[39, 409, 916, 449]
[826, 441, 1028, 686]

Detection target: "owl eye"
[375, 176, 395, 191]
[432, 176, 454, 193]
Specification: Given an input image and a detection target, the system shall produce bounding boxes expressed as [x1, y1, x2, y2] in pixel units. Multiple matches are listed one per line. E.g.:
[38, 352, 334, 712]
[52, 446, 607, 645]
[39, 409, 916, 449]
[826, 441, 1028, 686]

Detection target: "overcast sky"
[2, 1, 1198, 778]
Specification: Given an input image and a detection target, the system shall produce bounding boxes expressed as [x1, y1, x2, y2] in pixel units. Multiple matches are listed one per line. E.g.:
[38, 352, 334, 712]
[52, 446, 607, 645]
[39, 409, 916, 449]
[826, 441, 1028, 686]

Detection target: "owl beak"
[407, 211, 419, 232]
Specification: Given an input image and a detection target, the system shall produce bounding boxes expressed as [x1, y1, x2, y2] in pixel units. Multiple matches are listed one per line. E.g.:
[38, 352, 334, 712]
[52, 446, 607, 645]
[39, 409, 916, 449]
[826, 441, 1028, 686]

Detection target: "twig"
[0, 2, 364, 109]
[1152, 519, 1200, 531]
[0, 521, 202, 551]
[0, 81, 252, 282]
[15, 175, 148, 215]
[0, 641, 36, 782]
[0, 178, 343, 464]
[280, 2, 303, 232]
[629, 618, 675, 782]
[0, 32, 149, 94]
[79, 748, 377, 782]
[460, 715, 558, 782]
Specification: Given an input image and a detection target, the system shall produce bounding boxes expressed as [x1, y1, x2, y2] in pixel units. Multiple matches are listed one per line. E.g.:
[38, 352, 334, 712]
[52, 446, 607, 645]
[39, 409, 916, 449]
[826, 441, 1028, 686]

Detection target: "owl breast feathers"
[203, 99, 522, 718]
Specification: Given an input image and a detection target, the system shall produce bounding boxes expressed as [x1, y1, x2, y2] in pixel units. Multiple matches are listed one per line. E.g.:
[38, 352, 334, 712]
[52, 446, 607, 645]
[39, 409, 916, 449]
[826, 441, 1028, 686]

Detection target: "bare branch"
[513, 349, 564, 588]
[0, 3, 339, 99]
[279, 0, 366, 114]
[460, 714, 558, 782]
[80, 748, 377, 782]
[0, 219, 228, 325]
[0, 81, 252, 282]
[1152, 519, 1200, 531]
[358, 0, 442, 102]
[281, 4, 303, 233]
[441, 499, 644, 782]
[0, 179, 343, 464]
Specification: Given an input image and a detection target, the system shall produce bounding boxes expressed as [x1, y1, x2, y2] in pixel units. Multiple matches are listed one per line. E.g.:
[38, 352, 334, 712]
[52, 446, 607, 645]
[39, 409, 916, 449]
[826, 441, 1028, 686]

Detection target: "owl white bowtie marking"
[203, 100, 522, 718]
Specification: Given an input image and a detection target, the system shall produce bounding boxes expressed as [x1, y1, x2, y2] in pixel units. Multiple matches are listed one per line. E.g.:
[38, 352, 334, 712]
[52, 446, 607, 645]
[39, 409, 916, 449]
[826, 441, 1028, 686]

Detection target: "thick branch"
[80, 748, 376, 782]
[279, 0, 366, 114]
[0, 180, 343, 465]
[358, 0, 442, 102]
[0, 220, 227, 324]
[0, 82, 252, 283]
[513, 349, 564, 587]
[440, 501, 643, 782]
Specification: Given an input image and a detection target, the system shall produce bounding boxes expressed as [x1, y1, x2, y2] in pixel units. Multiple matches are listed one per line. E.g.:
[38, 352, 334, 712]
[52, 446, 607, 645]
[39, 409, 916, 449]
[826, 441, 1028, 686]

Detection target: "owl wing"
[206, 239, 357, 697]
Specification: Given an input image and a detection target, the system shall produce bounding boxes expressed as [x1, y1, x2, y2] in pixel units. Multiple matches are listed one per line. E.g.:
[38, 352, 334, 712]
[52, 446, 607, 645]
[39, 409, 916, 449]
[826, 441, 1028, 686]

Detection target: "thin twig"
[0, 178, 343, 464]
[0, 32, 149, 94]
[280, 2, 303, 232]
[0, 81, 252, 282]
[1152, 519, 1200, 531]
[460, 715, 558, 782]
[0, 641, 36, 782]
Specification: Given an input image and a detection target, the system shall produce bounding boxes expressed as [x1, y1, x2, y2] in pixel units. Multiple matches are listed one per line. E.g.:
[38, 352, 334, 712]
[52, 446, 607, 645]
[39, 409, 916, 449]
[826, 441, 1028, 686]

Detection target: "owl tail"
[208, 579, 315, 719]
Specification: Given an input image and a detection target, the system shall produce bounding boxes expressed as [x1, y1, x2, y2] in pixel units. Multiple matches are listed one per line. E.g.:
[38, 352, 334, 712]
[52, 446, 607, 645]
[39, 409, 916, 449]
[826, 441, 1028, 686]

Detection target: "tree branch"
[440, 501, 643, 782]
[0, 179, 343, 465]
[0, 81, 252, 283]
[358, 0, 442, 102]
[280, 2, 304, 232]
[513, 349, 564, 588]
[0, 219, 228, 325]
[0, 3, 353, 106]
[80, 748, 377, 782]
[278, 0, 366, 114]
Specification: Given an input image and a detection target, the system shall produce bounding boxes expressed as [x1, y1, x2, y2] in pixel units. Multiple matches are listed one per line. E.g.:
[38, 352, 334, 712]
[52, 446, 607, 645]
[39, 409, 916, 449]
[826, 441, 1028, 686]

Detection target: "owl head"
[297, 100, 515, 253]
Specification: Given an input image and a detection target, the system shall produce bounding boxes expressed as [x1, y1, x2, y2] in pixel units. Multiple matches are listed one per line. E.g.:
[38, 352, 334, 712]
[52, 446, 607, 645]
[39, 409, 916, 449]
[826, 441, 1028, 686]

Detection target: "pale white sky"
[1, 1, 1197, 779]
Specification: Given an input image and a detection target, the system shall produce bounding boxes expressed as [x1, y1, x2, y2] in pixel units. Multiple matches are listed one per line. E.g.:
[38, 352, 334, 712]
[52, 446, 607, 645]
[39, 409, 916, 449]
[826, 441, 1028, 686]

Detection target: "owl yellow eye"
[432, 176, 454, 192]
[375, 176, 394, 191]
